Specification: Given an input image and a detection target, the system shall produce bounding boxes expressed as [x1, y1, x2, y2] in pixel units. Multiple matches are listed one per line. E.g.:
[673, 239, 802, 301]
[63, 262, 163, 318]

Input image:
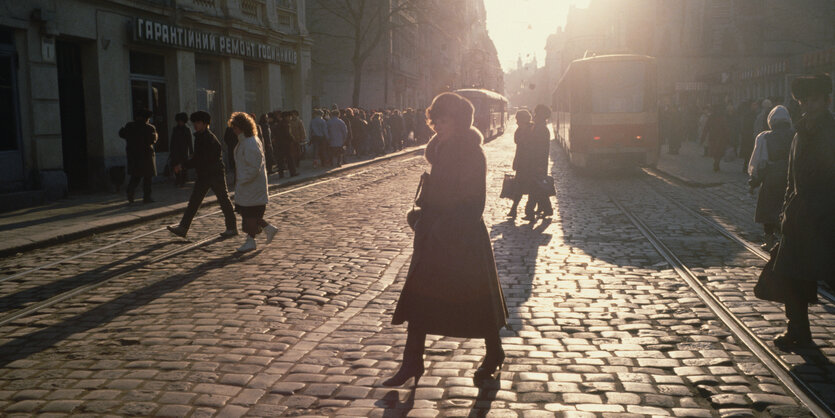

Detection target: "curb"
[0, 147, 426, 258]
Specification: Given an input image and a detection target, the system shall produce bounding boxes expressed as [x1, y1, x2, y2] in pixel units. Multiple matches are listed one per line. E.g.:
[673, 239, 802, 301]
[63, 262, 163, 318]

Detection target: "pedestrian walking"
[289, 110, 306, 169]
[368, 113, 386, 156]
[119, 108, 158, 203]
[389, 110, 405, 151]
[753, 99, 773, 138]
[747, 105, 794, 250]
[170, 112, 193, 187]
[520, 104, 554, 220]
[386, 92, 508, 387]
[700, 104, 730, 172]
[767, 74, 835, 349]
[166, 111, 238, 239]
[228, 112, 278, 253]
[739, 100, 759, 173]
[508, 109, 533, 219]
[271, 111, 299, 178]
[309, 109, 329, 168]
[326, 109, 348, 167]
[258, 114, 275, 173]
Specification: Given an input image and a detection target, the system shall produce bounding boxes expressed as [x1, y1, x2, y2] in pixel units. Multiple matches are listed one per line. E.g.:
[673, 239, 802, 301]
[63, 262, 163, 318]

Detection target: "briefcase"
[500, 174, 521, 200]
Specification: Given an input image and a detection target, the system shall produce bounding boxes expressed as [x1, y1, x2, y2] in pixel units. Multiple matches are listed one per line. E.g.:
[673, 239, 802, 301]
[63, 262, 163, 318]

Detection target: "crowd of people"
[117, 104, 434, 251]
[657, 97, 802, 173]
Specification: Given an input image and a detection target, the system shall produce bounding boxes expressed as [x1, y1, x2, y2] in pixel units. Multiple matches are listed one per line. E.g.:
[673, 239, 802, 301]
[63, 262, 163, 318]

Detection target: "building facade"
[306, 0, 503, 110]
[0, 0, 311, 200]
[543, 0, 835, 109]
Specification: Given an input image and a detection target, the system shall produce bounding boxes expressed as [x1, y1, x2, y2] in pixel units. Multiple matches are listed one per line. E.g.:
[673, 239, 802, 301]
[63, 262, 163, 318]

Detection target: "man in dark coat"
[170, 112, 193, 187]
[271, 111, 298, 178]
[771, 73, 835, 349]
[167, 111, 238, 239]
[119, 108, 158, 203]
[518, 105, 553, 220]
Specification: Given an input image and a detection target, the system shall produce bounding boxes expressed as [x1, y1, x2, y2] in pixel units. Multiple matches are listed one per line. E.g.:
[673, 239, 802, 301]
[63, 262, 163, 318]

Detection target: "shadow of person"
[376, 388, 415, 417]
[490, 213, 553, 307]
[467, 379, 500, 417]
[0, 250, 245, 368]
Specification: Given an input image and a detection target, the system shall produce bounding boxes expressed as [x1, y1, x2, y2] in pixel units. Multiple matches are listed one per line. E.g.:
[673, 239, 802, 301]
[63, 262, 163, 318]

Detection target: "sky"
[484, 0, 590, 72]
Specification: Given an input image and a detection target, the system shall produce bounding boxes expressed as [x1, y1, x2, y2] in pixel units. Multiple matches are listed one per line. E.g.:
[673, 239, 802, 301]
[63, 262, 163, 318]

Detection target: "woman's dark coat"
[773, 111, 835, 301]
[119, 121, 158, 177]
[701, 113, 729, 159]
[368, 119, 386, 154]
[514, 122, 550, 193]
[750, 124, 793, 225]
[392, 127, 508, 338]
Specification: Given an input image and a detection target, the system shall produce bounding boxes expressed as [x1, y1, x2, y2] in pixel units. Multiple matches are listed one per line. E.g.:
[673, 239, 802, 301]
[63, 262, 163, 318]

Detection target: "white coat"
[234, 135, 269, 206]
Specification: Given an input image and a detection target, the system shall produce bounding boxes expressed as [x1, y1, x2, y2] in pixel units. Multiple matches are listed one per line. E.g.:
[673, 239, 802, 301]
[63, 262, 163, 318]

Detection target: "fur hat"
[791, 73, 832, 100]
[190, 110, 211, 124]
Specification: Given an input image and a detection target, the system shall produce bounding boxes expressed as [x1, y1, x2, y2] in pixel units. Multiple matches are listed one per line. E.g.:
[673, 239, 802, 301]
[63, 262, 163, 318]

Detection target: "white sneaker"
[237, 236, 256, 252]
[264, 225, 278, 244]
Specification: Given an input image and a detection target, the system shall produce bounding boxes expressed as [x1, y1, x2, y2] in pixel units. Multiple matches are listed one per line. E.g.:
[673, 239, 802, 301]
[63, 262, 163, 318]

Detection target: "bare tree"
[309, 0, 422, 107]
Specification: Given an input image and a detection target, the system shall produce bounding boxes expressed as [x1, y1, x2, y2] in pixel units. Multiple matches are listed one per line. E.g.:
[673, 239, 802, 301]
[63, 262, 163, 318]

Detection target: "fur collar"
[425, 127, 483, 166]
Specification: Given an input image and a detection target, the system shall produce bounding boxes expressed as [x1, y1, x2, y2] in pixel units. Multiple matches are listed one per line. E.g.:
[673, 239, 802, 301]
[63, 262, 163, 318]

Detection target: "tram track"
[605, 181, 835, 418]
[639, 171, 835, 305]
[0, 155, 424, 328]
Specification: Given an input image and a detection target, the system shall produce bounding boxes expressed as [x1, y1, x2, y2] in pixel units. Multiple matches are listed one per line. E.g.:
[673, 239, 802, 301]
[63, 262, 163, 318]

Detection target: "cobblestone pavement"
[0, 128, 827, 417]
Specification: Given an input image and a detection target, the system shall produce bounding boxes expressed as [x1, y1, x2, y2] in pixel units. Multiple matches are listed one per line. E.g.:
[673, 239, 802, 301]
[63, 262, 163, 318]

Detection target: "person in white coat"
[228, 112, 278, 252]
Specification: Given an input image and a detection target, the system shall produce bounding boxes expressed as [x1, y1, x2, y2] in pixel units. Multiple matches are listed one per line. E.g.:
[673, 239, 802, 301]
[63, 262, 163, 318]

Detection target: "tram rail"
[606, 183, 835, 418]
[0, 155, 424, 328]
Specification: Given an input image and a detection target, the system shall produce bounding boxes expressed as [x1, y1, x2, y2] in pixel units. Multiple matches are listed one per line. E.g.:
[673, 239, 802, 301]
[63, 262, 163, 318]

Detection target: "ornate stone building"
[0, 0, 311, 202]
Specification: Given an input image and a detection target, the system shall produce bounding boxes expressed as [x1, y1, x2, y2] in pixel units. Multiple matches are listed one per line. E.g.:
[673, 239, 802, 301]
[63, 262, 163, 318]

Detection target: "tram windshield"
[589, 61, 646, 113]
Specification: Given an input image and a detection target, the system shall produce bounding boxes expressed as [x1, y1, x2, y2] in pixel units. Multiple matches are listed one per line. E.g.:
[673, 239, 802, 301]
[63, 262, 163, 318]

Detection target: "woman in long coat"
[747, 105, 793, 249]
[769, 74, 835, 348]
[518, 105, 553, 220]
[385, 92, 508, 387]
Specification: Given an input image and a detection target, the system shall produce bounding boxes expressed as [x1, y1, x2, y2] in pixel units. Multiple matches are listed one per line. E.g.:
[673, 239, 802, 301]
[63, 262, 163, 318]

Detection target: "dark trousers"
[174, 169, 189, 187]
[525, 191, 552, 217]
[329, 146, 344, 166]
[312, 136, 329, 167]
[274, 142, 298, 175]
[127, 175, 152, 200]
[785, 288, 811, 340]
[179, 175, 236, 231]
[237, 205, 267, 237]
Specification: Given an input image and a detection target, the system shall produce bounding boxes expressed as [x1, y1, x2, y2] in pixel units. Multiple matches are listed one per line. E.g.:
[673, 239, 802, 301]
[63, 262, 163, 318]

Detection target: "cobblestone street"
[0, 127, 832, 417]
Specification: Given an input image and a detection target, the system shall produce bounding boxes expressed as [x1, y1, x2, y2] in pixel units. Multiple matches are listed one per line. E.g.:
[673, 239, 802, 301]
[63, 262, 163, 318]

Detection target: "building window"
[196, 59, 223, 135]
[130, 51, 169, 152]
[244, 65, 262, 114]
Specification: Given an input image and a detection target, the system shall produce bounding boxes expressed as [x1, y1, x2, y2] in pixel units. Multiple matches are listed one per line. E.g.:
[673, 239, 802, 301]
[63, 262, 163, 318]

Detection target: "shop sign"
[133, 18, 297, 65]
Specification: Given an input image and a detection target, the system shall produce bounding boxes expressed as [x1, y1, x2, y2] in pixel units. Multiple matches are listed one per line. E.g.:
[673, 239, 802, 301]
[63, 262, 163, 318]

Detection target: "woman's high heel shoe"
[382, 363, 424, 387]
[474, 350, 505, 380]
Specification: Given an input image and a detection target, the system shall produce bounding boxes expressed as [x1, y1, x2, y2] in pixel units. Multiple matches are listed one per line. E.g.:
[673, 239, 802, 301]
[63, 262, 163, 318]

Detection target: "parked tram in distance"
[454, 88, 508, 139]
[552, 54, 659, 169]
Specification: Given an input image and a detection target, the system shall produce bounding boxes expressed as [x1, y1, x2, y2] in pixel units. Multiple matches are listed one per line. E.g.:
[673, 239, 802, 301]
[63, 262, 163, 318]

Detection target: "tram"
[454, 88, 508, 139]
[552, 54, 659, 169]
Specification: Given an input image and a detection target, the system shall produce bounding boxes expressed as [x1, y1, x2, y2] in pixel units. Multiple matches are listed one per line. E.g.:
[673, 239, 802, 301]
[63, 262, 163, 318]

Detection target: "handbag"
[753, 243, 787, 303]
[537, 176, 557, 197]
[500, 174, 521, 200]
[407, 172, 429, 230]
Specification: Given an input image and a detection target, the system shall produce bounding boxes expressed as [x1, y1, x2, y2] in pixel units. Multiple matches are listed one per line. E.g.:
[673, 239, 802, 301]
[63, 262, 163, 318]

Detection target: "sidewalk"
[0, 147, 425, 257]
[653, 140, 750, 187]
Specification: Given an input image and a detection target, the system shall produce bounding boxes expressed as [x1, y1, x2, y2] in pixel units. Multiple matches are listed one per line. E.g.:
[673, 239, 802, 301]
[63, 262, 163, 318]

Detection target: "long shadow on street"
[0, 250, 254, 368]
